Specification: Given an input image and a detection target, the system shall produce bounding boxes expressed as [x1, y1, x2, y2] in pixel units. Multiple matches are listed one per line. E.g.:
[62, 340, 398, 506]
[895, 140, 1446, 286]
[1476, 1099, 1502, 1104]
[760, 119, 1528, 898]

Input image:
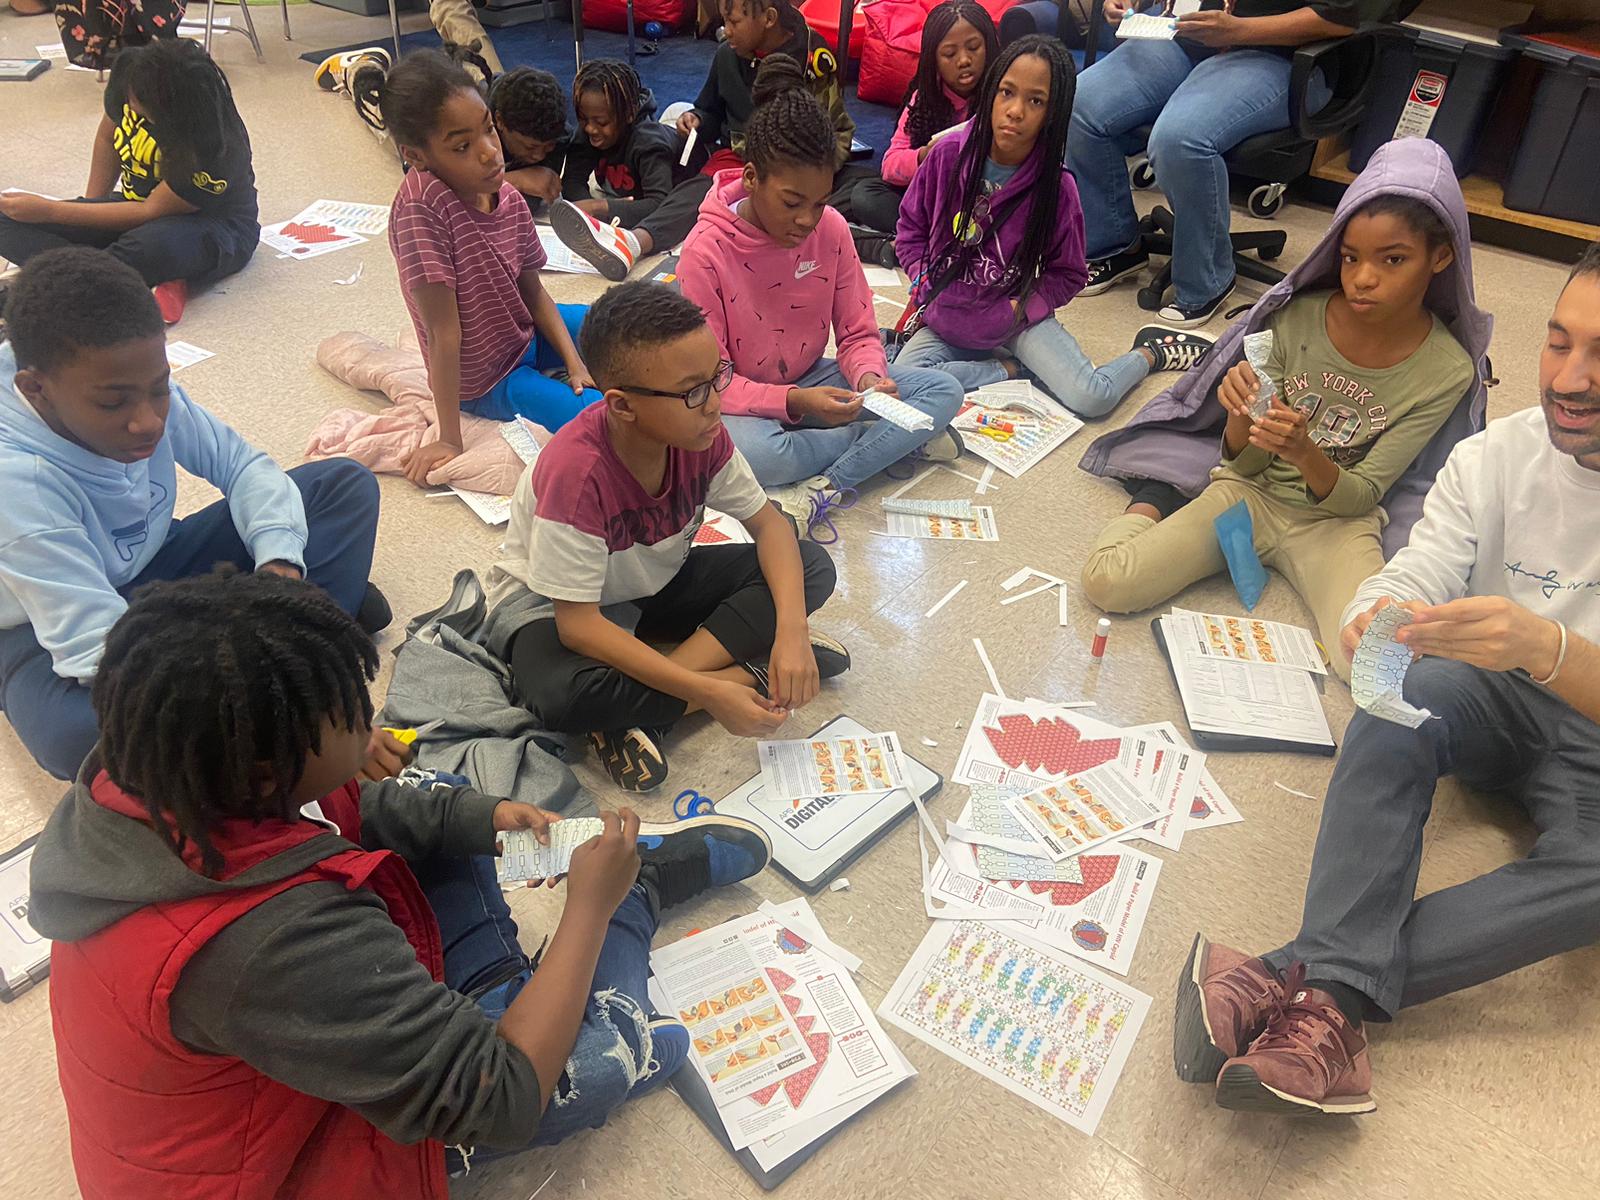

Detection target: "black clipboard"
[1152, 618, 1336, 757]
[663, 1041, 913, 1191]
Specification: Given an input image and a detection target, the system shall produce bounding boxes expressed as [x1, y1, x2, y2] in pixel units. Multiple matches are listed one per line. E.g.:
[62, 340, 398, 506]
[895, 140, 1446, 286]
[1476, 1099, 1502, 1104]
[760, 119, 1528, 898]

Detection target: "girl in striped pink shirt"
[381, 51, 600, 485]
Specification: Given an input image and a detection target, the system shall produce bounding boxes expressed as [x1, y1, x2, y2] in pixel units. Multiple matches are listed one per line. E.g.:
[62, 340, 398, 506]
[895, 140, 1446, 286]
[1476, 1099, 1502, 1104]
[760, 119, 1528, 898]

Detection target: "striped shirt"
[388, 169, 547, 401]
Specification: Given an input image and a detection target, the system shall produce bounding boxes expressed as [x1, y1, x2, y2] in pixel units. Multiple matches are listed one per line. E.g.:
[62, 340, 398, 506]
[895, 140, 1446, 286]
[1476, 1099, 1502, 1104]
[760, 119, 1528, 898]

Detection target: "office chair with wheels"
[1128, 30, 1379, 311]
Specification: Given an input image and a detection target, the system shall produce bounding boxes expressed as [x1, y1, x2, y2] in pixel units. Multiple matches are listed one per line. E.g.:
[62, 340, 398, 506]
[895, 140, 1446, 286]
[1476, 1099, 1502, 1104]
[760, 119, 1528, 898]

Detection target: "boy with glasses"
[483, 282, 849, 791]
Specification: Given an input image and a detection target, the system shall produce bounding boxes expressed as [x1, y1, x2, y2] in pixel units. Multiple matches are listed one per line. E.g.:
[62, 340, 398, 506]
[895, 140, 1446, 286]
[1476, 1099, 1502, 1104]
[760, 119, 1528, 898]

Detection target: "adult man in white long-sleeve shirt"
[1170, 242, 1600, 1118]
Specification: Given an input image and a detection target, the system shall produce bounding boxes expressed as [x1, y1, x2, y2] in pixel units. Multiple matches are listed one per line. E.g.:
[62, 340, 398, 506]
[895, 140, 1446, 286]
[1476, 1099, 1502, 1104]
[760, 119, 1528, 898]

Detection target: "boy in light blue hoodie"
[0, 248, 389, 780]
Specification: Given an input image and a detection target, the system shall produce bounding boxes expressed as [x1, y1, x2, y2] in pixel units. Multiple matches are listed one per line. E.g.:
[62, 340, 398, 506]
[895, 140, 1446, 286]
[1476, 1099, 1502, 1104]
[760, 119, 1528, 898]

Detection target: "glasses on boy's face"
[622, 359, 733, 410]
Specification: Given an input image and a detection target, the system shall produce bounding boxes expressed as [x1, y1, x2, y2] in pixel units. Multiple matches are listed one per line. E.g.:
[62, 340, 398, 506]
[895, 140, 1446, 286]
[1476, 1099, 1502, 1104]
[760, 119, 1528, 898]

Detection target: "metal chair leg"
[204, 0, 215, 53]
[234, 0, 264, 61]
[389, 0, 403, 58]
[281, 0, 291, 40]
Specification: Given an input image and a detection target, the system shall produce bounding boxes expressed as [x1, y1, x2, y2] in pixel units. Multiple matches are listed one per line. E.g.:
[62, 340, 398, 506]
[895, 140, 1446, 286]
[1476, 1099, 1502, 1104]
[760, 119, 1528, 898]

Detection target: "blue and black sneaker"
[636, 815, 773, 910]
[639, 1017, 691, 1095]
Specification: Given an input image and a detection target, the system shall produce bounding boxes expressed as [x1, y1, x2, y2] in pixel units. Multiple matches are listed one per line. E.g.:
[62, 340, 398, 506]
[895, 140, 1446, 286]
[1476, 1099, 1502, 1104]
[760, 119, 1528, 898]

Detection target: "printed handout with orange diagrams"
[1164, 607, 1328, 675]
[756, 732, 910, 804]
[650, 905, 911, 1150]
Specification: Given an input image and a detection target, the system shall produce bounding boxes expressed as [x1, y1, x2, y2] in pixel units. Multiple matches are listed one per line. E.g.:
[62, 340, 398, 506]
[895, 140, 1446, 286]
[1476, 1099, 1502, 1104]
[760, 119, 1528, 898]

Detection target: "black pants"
[0, 197, 259, 287]
[638, 163, 883, 251]
[850, 177, 906, 235]
[508, 541, 837, 733]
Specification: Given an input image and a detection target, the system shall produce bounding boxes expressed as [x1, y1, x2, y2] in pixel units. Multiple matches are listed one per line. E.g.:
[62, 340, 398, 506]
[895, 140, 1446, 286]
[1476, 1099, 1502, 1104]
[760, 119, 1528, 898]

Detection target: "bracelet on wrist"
[1533, 620, 1568, 686]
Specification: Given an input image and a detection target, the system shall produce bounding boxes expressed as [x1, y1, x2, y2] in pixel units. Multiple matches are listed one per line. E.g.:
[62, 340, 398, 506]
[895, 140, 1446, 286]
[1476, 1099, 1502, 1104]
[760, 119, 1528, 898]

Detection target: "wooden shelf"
[1311, 149, 1600, 243]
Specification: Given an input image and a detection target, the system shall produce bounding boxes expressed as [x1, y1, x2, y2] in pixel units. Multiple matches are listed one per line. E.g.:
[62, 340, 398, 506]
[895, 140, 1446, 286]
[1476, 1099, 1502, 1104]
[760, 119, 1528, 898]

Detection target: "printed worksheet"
[879, 920, 1150, 1134]
[1114, 730, 1205, 852]
[884, 506, 998, 540]
[953, 694, 1126, 793]
[1004, 762, 1163, 861]
[166, 341, 215, 372]
[1162, 616, 1334, 747]
[1166, 607, 1327, 675]
[260, 218, 367, 259]
[650, 913, 818, 1117]
[494, 817, 604, 884]
[757, 732, 909, 803]
[449, 487, 511, 526]
[537, 227, 603, 275]
[931, 793, 1161, 976]
[287, 198, 390, 236]
[952, 396, 1084, 478]
[1124, 722, 1240, 837]
[1351, 605, 1434, 727]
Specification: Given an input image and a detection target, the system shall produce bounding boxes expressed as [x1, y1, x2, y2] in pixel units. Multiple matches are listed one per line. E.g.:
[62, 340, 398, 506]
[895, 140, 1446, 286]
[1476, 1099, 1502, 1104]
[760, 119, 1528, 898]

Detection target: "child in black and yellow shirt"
[552, 0, 874, 277]
[0, 39, 257, 325]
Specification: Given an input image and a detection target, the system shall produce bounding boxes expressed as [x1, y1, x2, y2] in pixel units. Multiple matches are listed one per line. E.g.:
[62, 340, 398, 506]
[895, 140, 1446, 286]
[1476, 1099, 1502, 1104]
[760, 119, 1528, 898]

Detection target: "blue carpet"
[300, 27, 900, 163]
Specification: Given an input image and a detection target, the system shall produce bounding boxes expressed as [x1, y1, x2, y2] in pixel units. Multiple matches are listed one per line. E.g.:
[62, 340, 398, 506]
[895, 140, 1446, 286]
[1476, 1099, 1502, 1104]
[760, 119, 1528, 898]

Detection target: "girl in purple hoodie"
[896, 35, 1212, 419]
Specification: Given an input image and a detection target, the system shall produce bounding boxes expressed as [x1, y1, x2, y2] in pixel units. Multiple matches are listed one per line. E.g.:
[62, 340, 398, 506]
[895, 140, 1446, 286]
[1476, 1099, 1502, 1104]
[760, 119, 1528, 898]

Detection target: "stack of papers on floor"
[649, 899, 914, 1185]
[952, 381, 1084, 478]
[876, 692, 1245, 1133]
[1157, 608, 1335, 750]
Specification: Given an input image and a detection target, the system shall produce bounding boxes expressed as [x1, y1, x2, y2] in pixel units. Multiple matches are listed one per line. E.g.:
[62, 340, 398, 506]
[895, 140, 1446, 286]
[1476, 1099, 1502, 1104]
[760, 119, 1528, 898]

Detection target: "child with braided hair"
[676, 55, 965, 537]
[546, 60, 681, 278]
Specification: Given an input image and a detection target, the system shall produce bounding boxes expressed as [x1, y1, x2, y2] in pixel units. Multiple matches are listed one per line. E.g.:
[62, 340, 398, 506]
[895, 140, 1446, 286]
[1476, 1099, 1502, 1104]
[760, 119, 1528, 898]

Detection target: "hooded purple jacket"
[1079, 138, 1492, 558]
[896, 125, 1088, 351]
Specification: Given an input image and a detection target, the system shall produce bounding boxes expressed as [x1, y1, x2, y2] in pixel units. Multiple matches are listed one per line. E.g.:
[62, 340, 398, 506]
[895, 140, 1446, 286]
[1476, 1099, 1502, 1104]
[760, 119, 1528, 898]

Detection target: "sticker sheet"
[1004, 762, 1164, 861]
[879, 920, 1150, 1134]
[1351, 605, 1434, 727]
[494, 817, 604, 884]
[884, 506, 998, 541]
[650, 914, 818, 1117]
[757, 732, 909, 803]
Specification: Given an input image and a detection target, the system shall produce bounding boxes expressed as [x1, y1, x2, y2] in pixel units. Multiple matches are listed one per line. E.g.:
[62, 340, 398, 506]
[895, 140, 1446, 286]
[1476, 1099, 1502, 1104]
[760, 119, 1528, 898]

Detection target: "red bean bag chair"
[857, 0, 1017, 106]
[800, 0, 868, 57]
[583, 0, 695, 35]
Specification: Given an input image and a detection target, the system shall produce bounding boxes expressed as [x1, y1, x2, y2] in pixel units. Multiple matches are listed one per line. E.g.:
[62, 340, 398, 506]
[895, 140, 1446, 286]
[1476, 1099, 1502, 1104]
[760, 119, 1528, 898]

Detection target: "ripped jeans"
[416, 852, 687, 1166]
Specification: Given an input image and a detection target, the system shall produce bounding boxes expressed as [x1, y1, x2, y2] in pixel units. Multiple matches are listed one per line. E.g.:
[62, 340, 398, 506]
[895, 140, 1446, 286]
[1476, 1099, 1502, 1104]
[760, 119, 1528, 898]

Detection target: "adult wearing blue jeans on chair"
[1068, 1, 1369, 327]
[0, 248, 388, 780]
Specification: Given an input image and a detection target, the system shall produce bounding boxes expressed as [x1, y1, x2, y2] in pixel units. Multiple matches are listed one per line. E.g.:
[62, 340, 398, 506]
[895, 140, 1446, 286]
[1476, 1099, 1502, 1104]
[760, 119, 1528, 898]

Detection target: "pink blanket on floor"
[307, 331, 551, 496]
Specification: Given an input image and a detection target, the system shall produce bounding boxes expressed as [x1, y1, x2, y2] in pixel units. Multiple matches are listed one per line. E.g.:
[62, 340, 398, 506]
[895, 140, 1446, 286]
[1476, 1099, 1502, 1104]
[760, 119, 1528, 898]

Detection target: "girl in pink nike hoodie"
[677, 55, 964, 540]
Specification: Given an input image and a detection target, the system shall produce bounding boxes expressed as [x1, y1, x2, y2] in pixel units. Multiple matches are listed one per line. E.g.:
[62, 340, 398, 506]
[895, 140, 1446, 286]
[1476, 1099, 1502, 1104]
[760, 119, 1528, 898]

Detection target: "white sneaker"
[551, 198, 640, 282]
[765, 476, 834, 525]
[915, 427, 965, 463]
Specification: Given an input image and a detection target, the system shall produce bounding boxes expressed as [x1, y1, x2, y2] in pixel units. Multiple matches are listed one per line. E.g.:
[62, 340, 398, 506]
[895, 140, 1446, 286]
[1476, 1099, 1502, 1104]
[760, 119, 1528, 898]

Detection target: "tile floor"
[1, 10, 1596, 1199]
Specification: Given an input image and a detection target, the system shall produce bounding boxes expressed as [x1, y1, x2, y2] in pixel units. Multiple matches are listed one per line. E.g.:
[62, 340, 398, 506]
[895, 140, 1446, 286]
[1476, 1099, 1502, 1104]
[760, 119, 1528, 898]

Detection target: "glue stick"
[1091, 617, 1111, 659]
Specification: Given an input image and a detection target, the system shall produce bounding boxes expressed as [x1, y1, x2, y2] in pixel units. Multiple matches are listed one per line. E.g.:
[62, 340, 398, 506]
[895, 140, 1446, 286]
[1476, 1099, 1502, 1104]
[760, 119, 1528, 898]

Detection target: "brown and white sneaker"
[1173, 932, 1284, 1083]
[550, 198, 640, 282]
[1214, 964, 1377, 1116]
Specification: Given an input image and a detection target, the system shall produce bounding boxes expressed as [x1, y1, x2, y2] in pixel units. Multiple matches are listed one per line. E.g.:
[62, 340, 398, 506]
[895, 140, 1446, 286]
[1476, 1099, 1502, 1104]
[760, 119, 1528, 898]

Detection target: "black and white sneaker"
[1132, 325, 1215, 373]
[848, 224, 898, 270]
[1080, 247, 1149, 297]
[589, 726, 670, 792]
[1158, 284, 1236, 329]
[742, 630, 853, 695]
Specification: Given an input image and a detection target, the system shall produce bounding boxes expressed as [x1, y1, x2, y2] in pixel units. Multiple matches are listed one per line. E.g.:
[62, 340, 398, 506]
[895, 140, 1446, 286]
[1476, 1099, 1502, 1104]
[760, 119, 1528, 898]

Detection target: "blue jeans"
[466, 303, 602, 430]
[415, 850, 686, 1160]
[1068, 42, 1322, 307]
[722, 358, 964, 489]
[898, 319, 1150, 419]
[0, 458, 379, 780]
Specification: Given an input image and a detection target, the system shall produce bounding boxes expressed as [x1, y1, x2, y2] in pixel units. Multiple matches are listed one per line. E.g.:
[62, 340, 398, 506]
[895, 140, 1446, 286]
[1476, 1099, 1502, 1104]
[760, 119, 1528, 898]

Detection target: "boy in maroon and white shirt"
[484, 282, 849, 791]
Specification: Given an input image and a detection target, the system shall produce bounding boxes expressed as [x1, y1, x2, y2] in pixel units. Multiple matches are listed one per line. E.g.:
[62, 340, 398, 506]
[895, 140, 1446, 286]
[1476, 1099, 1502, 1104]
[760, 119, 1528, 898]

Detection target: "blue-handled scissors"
[672, 789, 716, 819]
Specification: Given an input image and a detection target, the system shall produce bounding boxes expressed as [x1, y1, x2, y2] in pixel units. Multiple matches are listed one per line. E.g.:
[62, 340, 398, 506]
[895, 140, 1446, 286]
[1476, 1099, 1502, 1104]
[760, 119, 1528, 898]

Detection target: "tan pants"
[429, 0, 505, 76]
[1080, 477, 1384, 681]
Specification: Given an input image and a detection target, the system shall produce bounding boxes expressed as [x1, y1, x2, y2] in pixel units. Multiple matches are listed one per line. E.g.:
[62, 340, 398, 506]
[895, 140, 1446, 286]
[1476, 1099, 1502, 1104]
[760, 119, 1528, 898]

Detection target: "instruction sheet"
[757, 732, 909, 803]
[884, 506, 998, 540]
[1161, 615, 1334, 747]
[1165, 607, 1327, 674]
[879, 920, 1150, 1134]
[1004, 762, 1163, 861]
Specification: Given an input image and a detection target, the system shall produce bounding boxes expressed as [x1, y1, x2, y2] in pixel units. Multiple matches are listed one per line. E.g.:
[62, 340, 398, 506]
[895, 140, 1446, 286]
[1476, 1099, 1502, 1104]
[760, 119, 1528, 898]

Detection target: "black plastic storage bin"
[1348, 25, 1515, 178]
[1501, 38, 1600, 225]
